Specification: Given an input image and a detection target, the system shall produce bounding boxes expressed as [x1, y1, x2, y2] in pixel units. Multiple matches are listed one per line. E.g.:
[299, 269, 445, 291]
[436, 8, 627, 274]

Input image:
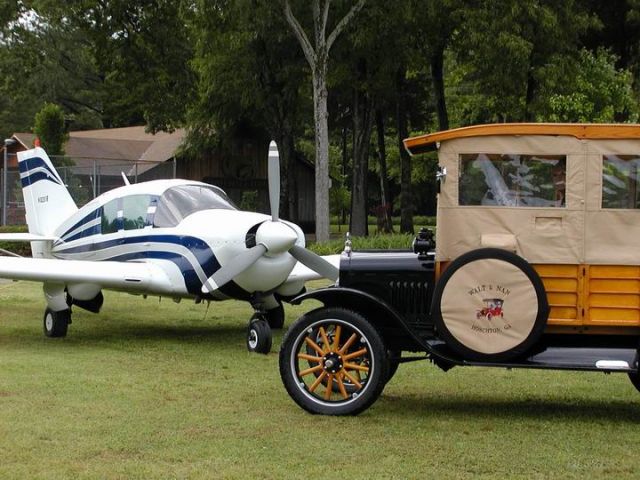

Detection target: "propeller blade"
[268, 140, 280, 222]
[289, 245, 339, 281]
[201, 244, 267, 294]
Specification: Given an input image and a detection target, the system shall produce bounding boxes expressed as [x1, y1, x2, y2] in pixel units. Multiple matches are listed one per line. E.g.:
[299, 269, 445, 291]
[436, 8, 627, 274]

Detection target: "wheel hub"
[322, 352, 343, 374]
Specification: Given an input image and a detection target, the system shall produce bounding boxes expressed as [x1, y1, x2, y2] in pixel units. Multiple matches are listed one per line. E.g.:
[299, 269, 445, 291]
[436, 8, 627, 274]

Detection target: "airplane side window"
[101, 200, 120, 234]
[459, 154, 566, 207]
[123, 195, 151, 230]
[154, 185, 237, 227]
[602, 155, 640, 209]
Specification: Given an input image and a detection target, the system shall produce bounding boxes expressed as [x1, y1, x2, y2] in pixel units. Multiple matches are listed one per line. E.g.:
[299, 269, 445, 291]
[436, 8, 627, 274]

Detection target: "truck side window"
[602, 155, 640, 209]
[459, 154, 566, 207]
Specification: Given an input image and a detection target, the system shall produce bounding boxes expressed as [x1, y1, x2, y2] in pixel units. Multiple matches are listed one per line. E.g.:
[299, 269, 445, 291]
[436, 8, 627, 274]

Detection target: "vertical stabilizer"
[17, 147, 77, 237]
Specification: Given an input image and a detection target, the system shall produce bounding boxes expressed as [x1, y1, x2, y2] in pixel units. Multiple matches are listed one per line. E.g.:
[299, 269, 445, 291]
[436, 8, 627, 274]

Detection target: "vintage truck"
[279, 123, 640, 415]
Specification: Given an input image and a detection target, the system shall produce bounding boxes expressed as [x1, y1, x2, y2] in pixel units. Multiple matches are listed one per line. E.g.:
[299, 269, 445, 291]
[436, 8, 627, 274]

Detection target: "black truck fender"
[290, 286, 429, 351]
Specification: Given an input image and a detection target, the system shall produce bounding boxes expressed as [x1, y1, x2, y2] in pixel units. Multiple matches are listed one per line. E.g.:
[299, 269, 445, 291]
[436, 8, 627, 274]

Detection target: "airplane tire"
[247, 318, 272, 354]
[279, 307, 388, 416]
[43, 308, 70, 338]
[629, 372, 640, 393]
[265, 302, 285, 330]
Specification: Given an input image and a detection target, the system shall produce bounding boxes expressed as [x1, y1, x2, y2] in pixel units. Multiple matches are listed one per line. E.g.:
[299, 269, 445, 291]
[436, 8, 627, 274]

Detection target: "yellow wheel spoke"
[333, 325, 342, 351]
[297, 353, 322, 363]
[336, 373, 348, 399]
[343, 370, 362, 389]
[324, 374, 334, 400]
[309, 371, 327, 392]
[304, 337, 324, 356]
[318, 327, 331, 352]
[338, 333, 357, 355]
[344, 362, 369, 373]
[298, 364, 324, 377]
[343, 348, 368, 361]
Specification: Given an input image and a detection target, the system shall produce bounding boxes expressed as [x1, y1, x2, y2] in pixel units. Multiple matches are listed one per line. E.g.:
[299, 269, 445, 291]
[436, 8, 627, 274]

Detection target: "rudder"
[17, 147, 77, 237]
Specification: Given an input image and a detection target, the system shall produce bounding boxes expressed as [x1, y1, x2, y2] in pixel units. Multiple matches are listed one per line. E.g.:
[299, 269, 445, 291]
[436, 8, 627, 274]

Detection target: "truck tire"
[279, 307, 389, 416]
[432, 248, 548, 362]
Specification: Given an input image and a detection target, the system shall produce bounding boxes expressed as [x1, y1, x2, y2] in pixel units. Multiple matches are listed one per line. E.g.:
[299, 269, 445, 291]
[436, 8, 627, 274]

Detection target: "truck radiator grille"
[389, 281, 431, 317]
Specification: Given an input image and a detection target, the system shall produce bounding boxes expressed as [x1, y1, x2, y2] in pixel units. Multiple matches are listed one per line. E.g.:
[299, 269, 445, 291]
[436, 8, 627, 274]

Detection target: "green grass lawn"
[1, 281, 639, 479]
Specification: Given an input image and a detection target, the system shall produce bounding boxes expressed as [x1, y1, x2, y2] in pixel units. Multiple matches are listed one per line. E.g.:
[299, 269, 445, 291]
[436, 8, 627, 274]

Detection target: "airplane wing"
[0, 256, 175, 293]
[0, 233, 57, 242]
[285, 254, 342, 283]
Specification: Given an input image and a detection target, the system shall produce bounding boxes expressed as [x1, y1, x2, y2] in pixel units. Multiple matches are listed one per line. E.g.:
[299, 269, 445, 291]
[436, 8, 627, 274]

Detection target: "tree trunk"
[430, 47, 449, 131]
[312, 67, 331, 242]
[396, 66, 414, 234]
[524, 66, 537, 122]
[375, 108, 393, 233]
[341, 125, 348, 227]
[276, 128, 298, 222]
[350, 85, 374, 237]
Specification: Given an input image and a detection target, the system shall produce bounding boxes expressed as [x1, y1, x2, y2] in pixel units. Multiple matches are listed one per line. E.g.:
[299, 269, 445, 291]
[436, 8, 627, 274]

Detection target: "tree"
[187, 0, 308, 221]
[33, 102, 67, 156]
[543, 48, 638, 122]
[282, 0, 366, 242]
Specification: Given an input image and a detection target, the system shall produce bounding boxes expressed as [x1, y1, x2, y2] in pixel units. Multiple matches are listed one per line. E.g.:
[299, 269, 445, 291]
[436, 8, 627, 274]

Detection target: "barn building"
[1, 127, 315, 229]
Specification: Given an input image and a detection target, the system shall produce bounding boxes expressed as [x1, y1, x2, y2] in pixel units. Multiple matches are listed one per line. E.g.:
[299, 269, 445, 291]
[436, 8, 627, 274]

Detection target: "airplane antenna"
[121, 172, 131, 186]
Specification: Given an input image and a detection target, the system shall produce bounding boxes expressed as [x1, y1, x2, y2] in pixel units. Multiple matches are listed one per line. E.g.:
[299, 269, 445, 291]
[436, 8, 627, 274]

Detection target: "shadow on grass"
[3, 323, 262, 349]
[378, 392, 640, 424]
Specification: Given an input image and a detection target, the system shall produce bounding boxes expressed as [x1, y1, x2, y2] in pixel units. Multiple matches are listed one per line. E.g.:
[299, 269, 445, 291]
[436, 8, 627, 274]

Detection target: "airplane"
[0, 141, 340, 353]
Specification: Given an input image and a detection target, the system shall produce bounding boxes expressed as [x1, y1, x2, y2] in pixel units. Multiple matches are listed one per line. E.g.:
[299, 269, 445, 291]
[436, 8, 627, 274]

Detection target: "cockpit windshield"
[153, 184, 237, 227]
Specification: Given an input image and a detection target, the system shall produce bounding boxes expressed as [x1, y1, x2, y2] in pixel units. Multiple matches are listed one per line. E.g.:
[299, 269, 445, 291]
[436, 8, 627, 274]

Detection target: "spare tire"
[431, 248, 549, 362]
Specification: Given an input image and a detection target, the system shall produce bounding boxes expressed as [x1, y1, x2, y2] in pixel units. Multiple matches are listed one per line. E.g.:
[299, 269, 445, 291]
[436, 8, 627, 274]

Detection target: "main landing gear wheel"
[279, 307, 389, 416]
[265, 302, 285, 330]
[629, 372, 640, 393]
[43, 308, 70, 338]
[247, 317, 272, 354]
[432, 248, 549, 362]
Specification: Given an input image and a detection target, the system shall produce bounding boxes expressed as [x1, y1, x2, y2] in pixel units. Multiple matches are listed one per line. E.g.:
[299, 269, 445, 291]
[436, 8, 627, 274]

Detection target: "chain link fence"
[1, 153, 177, 226]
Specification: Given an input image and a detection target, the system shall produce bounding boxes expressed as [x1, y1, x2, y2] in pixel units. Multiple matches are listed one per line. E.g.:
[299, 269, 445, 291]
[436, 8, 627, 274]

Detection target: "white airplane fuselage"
[47, 179, 304, 301]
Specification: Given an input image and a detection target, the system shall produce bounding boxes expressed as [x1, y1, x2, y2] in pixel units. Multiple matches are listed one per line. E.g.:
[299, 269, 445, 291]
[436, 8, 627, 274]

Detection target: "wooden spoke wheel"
[279, 307, 388, 416]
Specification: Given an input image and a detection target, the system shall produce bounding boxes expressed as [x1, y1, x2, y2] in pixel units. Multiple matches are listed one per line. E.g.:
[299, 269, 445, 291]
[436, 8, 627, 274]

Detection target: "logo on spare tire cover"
[468, 284, 513, 334]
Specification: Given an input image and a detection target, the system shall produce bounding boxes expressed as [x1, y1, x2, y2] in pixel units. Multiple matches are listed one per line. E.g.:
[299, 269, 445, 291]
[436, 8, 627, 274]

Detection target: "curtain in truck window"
[459, 154, 566, 207]
[602, 155, 640, 209]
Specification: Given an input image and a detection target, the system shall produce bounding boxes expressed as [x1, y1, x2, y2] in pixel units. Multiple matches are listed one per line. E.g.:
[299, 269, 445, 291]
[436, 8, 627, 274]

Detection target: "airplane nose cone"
[255, 221, 298, 254]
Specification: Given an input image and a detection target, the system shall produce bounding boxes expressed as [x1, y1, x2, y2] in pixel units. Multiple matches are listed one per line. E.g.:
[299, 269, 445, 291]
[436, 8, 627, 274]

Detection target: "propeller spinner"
[201, 141, 339, 295]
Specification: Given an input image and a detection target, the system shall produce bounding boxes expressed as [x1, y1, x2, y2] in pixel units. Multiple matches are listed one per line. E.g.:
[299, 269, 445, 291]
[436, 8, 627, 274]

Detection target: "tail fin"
[17, 147, 77, 236]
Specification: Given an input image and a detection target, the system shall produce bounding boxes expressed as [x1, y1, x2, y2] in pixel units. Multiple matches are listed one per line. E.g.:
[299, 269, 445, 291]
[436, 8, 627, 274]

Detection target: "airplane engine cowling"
[67, 283, 104, 314]
[67, 283, 101, 301]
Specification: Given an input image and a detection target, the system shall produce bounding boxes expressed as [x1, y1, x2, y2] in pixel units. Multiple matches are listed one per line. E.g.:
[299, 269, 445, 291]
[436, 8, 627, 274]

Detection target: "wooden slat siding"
[586, 265, 640, 326]
[534, 264, 581, 325]
[403, 123, 640, 155]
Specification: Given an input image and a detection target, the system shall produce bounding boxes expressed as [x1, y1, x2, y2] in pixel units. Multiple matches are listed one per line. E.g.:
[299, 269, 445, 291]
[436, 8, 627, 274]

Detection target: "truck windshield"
[154, 185, 237, 227]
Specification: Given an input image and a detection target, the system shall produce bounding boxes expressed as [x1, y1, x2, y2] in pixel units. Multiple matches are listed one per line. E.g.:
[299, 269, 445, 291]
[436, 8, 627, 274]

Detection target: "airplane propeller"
[201, 141, 339, 295]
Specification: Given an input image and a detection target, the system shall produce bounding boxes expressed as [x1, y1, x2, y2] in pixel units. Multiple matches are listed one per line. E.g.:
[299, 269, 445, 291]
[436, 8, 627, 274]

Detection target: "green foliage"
[33, 102, 67, 156]
[308, 232, 417, 255]
[239, 190, 258, 211]
[543, 49, 639, 122]
[0, 225, 30, 256]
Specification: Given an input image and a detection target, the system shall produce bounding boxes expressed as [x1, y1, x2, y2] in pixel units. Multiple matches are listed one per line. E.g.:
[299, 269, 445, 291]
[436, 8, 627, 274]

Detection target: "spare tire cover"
[433, 248, 548, 362]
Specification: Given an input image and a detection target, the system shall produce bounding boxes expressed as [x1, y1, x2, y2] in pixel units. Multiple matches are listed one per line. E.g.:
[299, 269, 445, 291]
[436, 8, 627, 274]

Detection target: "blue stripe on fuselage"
[53, 234, 250, 300]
